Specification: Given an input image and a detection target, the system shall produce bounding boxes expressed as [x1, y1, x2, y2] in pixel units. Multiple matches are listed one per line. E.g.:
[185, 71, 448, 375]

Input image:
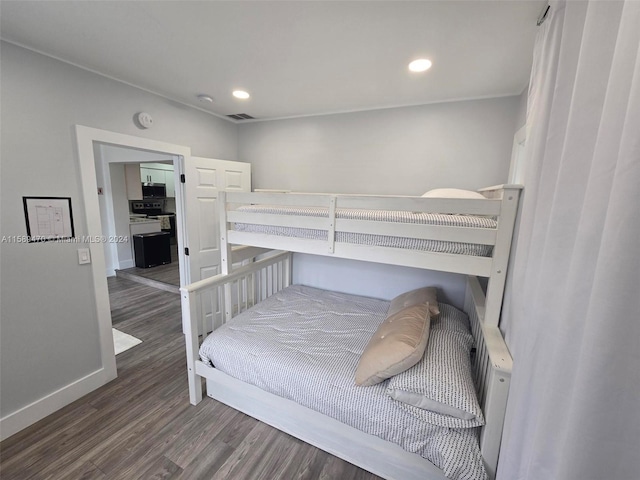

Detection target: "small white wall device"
[135, 112, 154, 129]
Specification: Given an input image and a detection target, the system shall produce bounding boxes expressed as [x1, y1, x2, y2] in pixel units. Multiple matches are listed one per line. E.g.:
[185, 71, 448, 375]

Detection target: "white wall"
[241, 97, 520, 303]
[0, 42, 238, 435]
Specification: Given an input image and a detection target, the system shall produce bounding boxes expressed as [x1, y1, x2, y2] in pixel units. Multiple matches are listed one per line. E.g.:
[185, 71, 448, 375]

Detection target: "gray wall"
[0, 42, 238, 418]
[239, 96, 520, 195]
[241, 97, 520, 305]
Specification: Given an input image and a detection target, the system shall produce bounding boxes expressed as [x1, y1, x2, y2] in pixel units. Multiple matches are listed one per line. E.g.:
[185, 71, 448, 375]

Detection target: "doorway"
[74, 125, 191, 380]
[95, 145, 181, 293]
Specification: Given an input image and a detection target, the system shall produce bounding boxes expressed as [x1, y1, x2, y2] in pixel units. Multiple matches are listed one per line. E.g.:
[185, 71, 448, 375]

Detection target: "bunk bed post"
[219, 191, 234, 319]
[482, 185, 522, 328]
[219, 190, 232, 275]
[285, 252, 292, 287]
[327, 195, 337, 253]
[180, 288, 203, 405]
[480, 366, 511, 480]
[466, 276, 513, 480]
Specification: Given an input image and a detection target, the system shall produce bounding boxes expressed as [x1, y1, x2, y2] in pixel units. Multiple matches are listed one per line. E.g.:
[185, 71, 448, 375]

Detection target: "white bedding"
[232, 205, 497, 257]
[199, 285, 487, 480]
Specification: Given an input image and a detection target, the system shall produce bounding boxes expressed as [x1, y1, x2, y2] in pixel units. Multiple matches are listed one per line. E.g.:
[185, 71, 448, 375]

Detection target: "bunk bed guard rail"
[181, 251, 293, 404]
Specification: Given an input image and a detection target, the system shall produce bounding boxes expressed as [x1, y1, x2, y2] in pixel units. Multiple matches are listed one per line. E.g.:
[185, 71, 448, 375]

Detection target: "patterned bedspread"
[199, 285, 487, 480]
[232, 205, 496, 257]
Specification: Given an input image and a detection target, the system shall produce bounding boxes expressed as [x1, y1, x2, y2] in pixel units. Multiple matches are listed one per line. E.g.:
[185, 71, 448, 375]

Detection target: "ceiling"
[0, 1, 544, 121]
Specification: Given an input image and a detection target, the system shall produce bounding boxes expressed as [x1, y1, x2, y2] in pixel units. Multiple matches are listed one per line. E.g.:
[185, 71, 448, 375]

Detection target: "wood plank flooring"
[115, 243, 180, 291]
[0, 276, 381, 480]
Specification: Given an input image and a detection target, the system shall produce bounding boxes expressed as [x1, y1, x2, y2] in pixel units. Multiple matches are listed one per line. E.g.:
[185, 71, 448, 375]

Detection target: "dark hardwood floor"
[0, 276, 381, 480]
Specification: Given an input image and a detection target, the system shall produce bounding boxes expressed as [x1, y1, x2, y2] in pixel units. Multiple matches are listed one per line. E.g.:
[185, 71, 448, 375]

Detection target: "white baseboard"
[106, 258, 134, 277]
[119, 259, 135, 269]
[0, 367, 115, 441]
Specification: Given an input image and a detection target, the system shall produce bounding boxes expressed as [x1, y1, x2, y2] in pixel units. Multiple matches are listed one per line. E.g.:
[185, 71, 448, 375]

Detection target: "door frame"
[74, 125, 191, 379]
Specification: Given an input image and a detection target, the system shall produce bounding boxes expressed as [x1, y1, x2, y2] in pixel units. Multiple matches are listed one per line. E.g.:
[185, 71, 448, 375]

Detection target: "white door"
[182, 157, 251, 329]
[184, 156, 251, 284]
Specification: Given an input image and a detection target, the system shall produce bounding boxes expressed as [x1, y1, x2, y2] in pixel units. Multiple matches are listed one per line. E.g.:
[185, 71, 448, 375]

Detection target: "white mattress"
[233, 205, 497, 256]
[199, 285, 487, 480]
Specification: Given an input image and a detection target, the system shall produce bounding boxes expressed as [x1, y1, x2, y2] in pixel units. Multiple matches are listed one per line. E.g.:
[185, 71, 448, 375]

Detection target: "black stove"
[131, 201, 164, 216]
[130, 201, 176, 242]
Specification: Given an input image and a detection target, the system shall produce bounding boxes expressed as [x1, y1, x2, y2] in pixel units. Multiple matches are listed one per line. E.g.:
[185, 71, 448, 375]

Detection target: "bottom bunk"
[181, 251, 512, 480]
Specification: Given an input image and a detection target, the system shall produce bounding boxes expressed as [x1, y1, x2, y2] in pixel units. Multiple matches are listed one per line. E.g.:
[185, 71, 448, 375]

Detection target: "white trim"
[0, 368, 109, 441]
[237, 92, 522, 123]
[118, 259, 135, 270]
[73, 126, 192, 421]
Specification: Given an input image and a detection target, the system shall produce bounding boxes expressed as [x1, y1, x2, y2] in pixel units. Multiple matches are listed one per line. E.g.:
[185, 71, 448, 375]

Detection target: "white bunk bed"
[181, 185, 521, 480]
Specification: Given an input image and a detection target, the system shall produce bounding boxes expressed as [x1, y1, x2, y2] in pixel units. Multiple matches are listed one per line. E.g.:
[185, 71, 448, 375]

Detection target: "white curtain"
[498, 1, 640, 479]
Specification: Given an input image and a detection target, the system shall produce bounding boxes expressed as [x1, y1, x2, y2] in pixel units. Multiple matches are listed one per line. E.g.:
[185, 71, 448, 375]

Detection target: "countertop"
[129, 217, 161, 225]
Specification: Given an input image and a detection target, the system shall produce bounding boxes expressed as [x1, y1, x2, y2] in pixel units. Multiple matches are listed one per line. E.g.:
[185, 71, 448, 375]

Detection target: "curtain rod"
[537, 4, 550, 26]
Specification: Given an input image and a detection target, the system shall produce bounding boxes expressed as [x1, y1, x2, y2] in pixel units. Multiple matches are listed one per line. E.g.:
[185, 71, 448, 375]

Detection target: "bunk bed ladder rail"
[181, 251, 292, 405]
[465, 276, 513, 480]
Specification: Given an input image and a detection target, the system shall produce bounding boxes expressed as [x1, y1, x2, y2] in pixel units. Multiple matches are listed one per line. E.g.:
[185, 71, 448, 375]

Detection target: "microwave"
[142, 183, 166, 198]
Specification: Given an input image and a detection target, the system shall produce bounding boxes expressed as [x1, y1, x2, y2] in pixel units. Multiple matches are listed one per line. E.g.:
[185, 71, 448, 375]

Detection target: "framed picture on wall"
[23, 196, 75, 242]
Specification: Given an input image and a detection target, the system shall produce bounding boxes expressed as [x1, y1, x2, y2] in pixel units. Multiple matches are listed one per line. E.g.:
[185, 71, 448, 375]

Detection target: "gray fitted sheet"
[199, 285, 486, 480]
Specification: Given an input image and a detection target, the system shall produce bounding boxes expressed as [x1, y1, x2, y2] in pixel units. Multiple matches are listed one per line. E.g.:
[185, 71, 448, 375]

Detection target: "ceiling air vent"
[227, 113, 255, 121]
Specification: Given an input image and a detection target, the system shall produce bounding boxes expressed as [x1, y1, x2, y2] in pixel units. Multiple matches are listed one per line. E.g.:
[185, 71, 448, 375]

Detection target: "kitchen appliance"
[142, 183, 166, 198]
[133, 232, 171, 268]
[131, 201, 164, 216]
[130, 201, 176, 243]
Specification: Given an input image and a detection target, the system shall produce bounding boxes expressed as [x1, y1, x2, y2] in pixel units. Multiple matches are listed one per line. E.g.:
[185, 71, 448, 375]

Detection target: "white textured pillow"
[355, 304, 431, 387]
[388, 286, 440, 317]
[386, 303, 484, 429]
[421, 188, 486, 199]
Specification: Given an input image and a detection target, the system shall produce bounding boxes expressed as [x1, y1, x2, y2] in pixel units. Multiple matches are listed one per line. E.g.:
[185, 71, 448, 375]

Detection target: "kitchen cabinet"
[139, 163, 175, 198]
[140, 167, 165, 184]
[165, 170, 175, 198]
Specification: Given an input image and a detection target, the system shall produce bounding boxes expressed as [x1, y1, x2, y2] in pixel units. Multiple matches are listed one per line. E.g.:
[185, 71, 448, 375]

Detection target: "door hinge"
[184, 247, 189, 256]
[180, 174, 186, 183]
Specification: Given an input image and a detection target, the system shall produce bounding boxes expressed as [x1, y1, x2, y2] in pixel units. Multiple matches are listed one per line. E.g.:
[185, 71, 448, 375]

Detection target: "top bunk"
[219, 185, 522, 328]
[219, 185, 522, 279]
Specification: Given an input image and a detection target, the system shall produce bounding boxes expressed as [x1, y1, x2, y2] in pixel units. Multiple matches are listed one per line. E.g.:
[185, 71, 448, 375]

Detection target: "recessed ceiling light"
[408, 59, 432, 72]
[233, 90, 250, 99]
[197, 94, 214, 103]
